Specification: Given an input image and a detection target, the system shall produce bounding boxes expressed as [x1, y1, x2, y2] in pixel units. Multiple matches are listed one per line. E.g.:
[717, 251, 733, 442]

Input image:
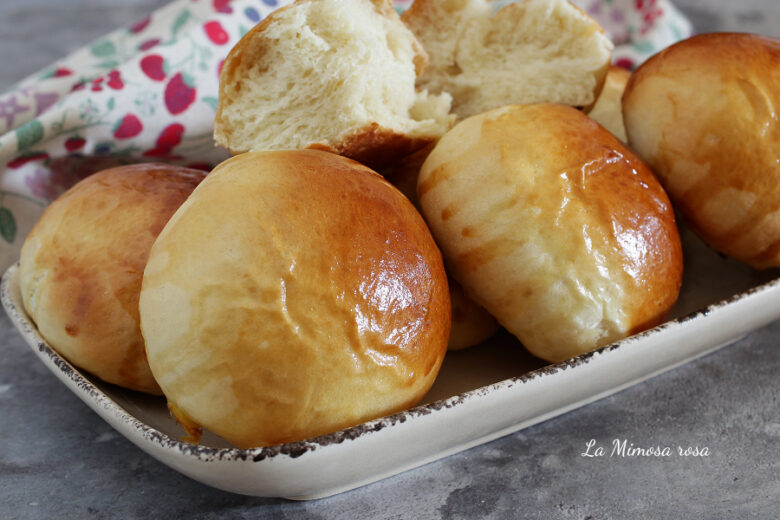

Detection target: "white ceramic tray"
[4, 227, 780, 499]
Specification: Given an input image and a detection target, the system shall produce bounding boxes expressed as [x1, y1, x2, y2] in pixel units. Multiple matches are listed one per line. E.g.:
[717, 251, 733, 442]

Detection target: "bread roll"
[417, 104, 683, 362]
[587, 65, 630, 142]
[214, 0, 453, 169]
[140, 150, 450, 448]
[623, 33, 780, 269]
[401, 0, 613, 119]
[19, 164, 206, 394]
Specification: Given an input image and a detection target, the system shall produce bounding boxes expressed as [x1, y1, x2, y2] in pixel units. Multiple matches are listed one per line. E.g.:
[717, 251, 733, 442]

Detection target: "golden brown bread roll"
[622, 33, 780, 269]
[19, 164, 206, 394]
[417, 103, 683, 362]
[139, 150, 450, 448]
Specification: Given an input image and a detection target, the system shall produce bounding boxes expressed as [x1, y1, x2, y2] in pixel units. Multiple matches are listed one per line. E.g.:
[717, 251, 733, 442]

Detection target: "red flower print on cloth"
[64, 137, 87, 152]
[635, 0, 664, 35]
[130, 15, 152, 34]
[204, 21, 230, 45]
[52, 67, 73, 78]
[615, 57, 636, 70]
[144, 123, 185, 157]
[140, 54, 167, 81]
[7, 152, 49, 169]
[106, 70, 125, 90]
[139, 38, 162, 51]
[213, 0, 234, 14]
[113, 114, 144, 139]
[91, 77, 104, 92]
[164, 73, 197, 115]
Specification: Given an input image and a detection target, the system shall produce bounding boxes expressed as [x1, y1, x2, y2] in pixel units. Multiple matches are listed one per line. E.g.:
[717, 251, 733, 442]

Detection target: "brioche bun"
[417, 104, 683, 362]
[139, 150, 450, 448]
[214, 0, 453, 169]
[19, 164, 206, 394]
[623, 33, 780, 269]
[402, 0, 613, 119]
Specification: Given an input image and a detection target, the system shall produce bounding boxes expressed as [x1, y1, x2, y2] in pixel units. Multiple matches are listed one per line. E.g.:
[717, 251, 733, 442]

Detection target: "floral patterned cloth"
[0, 0, 691, 268]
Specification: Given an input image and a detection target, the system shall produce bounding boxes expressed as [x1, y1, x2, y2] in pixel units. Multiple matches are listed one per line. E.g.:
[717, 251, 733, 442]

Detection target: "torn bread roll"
[214, 0, 453, 169]
[140, 150, 450, 448]
[623, 33, 780, 269]
[587, 65, 630, 142]
[401, 0, 613, 119]
[19, 164, 206, 394]
[417, 104, 683, 363]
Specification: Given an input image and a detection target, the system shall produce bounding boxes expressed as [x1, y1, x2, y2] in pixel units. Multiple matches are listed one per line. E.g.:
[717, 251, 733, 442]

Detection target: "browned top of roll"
[19, 164, 206, 394]
[140, 150, 450, 448]
[623, 33, 780, 269]
[418, 104, 683, 362]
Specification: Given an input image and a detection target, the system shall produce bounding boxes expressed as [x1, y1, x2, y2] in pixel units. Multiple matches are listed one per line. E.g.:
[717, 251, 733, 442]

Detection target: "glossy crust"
[623, 33, 780, 269]
[417, 104, 683, 362]
[19, 164, 206, 394]
[140, 150, 450, 448]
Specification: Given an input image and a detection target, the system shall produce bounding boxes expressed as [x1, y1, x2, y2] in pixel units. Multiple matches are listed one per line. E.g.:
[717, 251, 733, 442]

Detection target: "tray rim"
[5, 261, 780, 497]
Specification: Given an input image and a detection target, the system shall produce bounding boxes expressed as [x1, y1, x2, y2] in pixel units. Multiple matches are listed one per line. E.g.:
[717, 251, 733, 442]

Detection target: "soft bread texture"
[140, 150, 450, 448]
[587, 65, 630, 142]
[382, 144, 500, 350]
[214, 0, 453, 169]
[623, 33, 780, 269]
[19, 164, 206, 394]
[401, 0, 613, 119]
[417, 104, 683, 362]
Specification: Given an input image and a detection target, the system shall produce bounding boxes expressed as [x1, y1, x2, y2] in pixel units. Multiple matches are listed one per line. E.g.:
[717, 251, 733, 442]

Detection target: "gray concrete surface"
[1, 1, 778, 518]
